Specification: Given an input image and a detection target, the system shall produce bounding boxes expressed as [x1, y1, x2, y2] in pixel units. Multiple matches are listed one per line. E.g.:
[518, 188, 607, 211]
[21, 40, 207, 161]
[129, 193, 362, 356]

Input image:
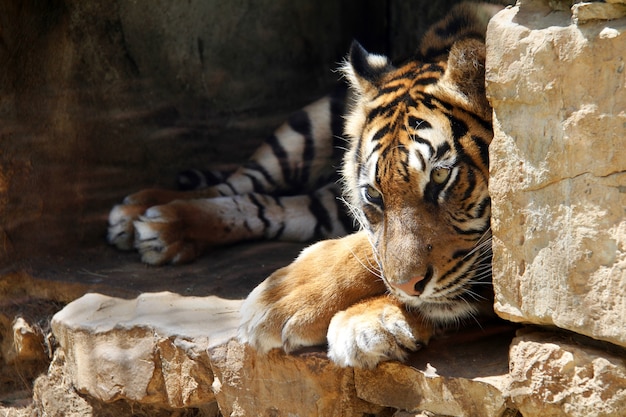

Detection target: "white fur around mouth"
[390, 289, 478, 323]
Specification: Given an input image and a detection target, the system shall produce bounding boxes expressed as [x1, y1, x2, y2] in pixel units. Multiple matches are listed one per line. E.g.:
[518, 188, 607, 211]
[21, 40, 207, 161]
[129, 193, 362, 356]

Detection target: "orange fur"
[240, 231, 390, 352]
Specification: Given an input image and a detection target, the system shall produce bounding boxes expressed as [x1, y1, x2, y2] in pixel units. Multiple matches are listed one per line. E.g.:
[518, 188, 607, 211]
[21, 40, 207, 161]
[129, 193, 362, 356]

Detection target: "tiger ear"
[437, 38, 491, 120]
[342, 41, 393, 97]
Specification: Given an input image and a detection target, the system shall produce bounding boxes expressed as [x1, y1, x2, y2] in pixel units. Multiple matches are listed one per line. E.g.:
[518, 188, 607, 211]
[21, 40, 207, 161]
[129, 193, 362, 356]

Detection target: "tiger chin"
[238, 2, 499, 369]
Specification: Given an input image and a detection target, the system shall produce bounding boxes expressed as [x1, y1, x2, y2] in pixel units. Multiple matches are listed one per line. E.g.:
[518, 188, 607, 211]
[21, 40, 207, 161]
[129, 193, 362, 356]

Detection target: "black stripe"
[413, 77, 440, 85]
[474, 196, 490, 219]
[288, 110, 314, 185]
[439, 248, 492, 293]
[248, 194, 271, 230]
[421, 94, 453, 111]
[243, 161, 277, 189]
[309, 194, 332, 240]
[435, 142, 451, 159]
[222, 181, 238, 195]
[422, 63, 445, 74]
[452, 249, 471, 259]
[372, 126, 390, 142]
[407, 116, 432, 131]
[365, 142, 383, 164]
[411, 136, 435, 156]
[243, 173, 266, 194]
[460, 169, 476, 202]
[415, 148, 426, 169]
[266, 134, 291, 185]
[448, 114, 469, 139]
[472, 135, 490, 166]
[273, 223, 286, 240]
[366, 105, 395, 123]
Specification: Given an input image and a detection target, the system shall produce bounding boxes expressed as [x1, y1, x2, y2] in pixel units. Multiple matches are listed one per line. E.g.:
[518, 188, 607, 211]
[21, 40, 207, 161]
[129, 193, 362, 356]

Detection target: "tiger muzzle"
[391, 265, 434, 296]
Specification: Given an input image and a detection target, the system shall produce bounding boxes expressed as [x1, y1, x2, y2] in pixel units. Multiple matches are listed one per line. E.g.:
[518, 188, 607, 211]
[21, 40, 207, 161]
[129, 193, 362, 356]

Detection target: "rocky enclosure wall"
[0, 0, 461, 265]
[486, 0, 626, 415]
[2, 0, 626, 416]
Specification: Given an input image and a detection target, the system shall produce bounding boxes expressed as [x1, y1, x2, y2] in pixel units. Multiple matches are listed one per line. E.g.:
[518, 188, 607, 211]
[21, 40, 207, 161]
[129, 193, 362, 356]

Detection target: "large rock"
[486, 0, 626, 347]
[51, 292, 237, 411]
[49, 291, 516, 417]
[507, 329, 626, 417]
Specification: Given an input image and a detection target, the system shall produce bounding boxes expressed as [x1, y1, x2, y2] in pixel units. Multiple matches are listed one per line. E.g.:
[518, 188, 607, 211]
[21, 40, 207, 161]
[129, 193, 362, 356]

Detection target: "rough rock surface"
[486, 0, 626, 347]
[507, 329, 626, 417]
[50, 291, 517, 417]
[51, 292, 239, 409]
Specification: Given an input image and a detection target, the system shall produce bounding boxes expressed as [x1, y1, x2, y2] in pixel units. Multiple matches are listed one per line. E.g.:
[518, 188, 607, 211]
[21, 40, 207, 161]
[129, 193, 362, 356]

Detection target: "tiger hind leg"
[108, 91, 348, 264]
[128, 184, 353, 265]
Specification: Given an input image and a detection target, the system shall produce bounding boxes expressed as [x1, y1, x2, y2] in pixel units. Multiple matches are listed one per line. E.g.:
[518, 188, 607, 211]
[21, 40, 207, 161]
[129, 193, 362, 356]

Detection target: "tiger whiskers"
[346, 244, 384, 281]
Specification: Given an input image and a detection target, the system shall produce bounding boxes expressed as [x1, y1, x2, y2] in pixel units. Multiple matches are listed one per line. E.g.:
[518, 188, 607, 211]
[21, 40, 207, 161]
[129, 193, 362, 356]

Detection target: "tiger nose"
[392, 266, 434, 296]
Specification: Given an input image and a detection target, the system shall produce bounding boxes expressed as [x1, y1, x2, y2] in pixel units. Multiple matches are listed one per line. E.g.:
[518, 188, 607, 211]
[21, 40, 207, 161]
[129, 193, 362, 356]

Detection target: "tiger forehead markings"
[339, 25, 494, 321]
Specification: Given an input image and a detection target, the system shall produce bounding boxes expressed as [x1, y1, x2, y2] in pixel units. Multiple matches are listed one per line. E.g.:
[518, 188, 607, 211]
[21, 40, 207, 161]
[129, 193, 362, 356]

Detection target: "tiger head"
[341, 4, 495, 323]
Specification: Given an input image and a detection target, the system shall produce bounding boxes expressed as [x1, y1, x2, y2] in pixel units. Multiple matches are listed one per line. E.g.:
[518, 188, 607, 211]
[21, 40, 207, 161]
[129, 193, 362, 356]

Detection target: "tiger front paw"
[239, 233, 388, 355]
[327, 297, 433, 369]
[238, 265, 331, 354]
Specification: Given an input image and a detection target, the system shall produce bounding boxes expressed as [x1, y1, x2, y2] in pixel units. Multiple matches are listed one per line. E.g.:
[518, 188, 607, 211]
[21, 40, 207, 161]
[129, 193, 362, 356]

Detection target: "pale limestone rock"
[51, 291, 240, 410]
[507, 330, 626, 417]
[51, 291, 515, 416]
[486, 1, 626, 347]
[572, 2, 626, 24]
[6, 317, 47, 363]
[354, 362, 510, 417]
[210, 322, 516, 417]
[209, 340, 387, 417]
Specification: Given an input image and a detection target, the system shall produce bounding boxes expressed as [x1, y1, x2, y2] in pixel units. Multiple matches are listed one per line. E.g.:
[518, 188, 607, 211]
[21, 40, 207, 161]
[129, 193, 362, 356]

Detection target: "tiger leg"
[239, 230, 433, 368]
[131, 183, 352, 265]
[108, 90, 347, 253]
[326, 296, 433, 369]
[239, 231, 388, 353]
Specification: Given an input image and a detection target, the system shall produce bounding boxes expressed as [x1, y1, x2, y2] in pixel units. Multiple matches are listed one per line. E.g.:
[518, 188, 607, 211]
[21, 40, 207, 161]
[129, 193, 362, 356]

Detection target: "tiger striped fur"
[238, 2, 500, 368]
[108, 86, 353, 265]
[109, 2, 500, 368]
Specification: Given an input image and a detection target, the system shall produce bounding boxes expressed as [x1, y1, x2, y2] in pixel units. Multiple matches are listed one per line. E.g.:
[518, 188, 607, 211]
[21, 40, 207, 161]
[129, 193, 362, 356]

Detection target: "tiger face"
[341, 12, 494, 323]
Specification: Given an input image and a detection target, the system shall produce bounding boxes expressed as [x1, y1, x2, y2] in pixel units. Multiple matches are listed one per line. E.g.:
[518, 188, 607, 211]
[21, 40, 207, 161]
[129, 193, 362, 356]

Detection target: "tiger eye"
[365, 185, 382, 202]
[367, 185, 381, 198]
[431, 167, 451, 184]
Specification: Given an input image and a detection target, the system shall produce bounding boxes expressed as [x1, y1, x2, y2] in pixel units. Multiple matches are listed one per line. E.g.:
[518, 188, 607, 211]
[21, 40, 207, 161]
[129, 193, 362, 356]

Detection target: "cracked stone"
[507, 330, 626, 417]
[49, 291, 516, 417]
[486, 0, 626, 348]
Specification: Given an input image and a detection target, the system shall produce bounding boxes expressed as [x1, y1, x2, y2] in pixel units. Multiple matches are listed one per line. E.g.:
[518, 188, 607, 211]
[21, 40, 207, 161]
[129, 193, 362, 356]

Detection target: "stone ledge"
[48, 291, 517, 417]
[34, 290, 626, 416]
[508, 329, 626, 417]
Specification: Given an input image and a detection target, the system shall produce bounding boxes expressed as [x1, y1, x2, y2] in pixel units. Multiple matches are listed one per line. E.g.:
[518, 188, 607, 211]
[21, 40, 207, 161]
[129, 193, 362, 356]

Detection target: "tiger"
[108, 2, 500, 368]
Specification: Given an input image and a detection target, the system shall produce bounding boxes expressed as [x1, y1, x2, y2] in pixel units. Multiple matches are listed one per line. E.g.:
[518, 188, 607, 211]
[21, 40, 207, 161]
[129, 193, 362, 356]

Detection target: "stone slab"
[508, 329, 626, 417]
[486, 0, 626, 347]
[51, 291, 516, 416]
[51, 292, 240, 408]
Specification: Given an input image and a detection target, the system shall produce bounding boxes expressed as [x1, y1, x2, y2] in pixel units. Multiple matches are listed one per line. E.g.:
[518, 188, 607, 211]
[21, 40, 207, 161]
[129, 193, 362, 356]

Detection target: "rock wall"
[486, 0, 626, 415]
[486, 0, 626, 347]
[3, 0, 626, 416]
